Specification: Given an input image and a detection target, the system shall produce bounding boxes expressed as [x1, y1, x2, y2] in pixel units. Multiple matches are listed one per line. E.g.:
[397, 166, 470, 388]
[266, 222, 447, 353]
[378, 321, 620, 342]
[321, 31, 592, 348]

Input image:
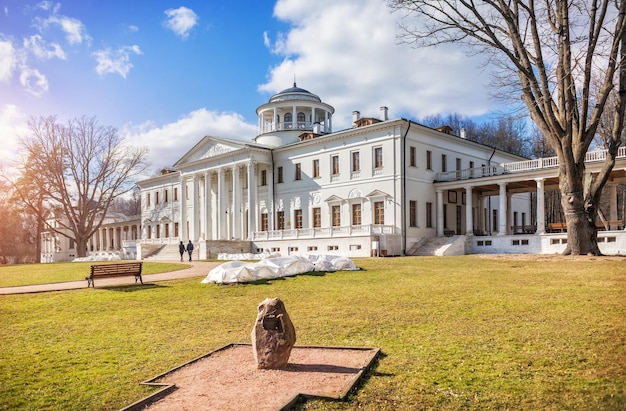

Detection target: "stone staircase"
[407, 236, 467, 256]
[143, 244, 182, 261]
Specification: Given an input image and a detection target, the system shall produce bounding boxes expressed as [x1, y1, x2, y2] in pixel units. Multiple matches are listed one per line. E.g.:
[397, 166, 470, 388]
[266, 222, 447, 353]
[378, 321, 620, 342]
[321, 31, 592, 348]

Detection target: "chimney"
[460, 128, 466, 139]
[380, 106, 389, 121]
[352, 111, 360, 126]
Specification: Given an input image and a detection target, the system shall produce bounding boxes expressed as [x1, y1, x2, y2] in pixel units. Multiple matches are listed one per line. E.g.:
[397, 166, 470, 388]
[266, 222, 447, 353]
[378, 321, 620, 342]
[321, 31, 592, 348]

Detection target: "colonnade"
[436, 178, 624, 236]
[179, 160, 268, 242]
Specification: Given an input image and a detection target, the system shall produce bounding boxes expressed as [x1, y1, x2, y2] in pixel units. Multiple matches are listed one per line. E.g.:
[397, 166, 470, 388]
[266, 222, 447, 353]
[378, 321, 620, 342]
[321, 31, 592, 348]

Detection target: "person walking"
[178, 241, 185, 262]
[186, 240, 194, 262]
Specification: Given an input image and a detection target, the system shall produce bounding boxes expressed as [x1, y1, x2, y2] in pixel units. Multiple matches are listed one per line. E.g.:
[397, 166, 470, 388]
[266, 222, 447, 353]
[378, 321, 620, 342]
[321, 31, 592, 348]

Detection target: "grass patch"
[0, 256, 624, 410]
[0, 262, 190, 287]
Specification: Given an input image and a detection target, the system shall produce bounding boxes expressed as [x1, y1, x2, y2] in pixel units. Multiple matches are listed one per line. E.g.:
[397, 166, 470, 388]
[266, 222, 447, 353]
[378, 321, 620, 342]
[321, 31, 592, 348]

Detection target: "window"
[261, 169, 267, 186]
[295, 163, 302, 181]
[277, 166, 283, 183]
[174, 222, 179, 237]
[297, 112, 306, 128]
[174, 187, 178, 201]
[277, 210, 285, 230]
[426, 150, 432, 170]
[294, 209, 302, 229]
[374, 147, 383, 168]
[185, 184, 189, 200]
[285, 112, 293, 128]
[69, 238, 75, 250]
[410, 146, 416, 167]
[331, 155, 340, 175]
[312, 207, 321, 228]
[410, 200, 417, 227]
[493, 209, 498, 232]
[164, 189, 169, 203]
[261, 213, 268, 231]
[456, 158, 461, 171]
[352, 204, 361, 225]
[312, 159, 320, 178]
[426, 202, 433, 228]
[331, 205, 341, 226]
[374, 201, 384, 224]
[164, 223, 169, 238]
[146, 193, 151, 207]
[307, 246, 318, 251]
[155, 191, 159, 204]
[351, 151, 360, 172]
[442, 154, 447, 172]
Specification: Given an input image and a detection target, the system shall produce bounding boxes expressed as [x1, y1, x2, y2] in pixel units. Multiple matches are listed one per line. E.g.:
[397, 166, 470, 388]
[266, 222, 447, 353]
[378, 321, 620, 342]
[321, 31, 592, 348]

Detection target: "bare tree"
[14, 116, 149, 258]
[390, 0, 626, 255]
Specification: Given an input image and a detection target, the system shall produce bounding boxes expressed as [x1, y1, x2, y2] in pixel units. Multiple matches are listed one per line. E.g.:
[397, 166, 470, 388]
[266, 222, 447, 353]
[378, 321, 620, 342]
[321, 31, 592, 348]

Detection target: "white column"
[268, 166, 275, 230]
[498, 183, 507, 235]
[247, 161, 257, 239]
[204, 172, 211, 240]
[292, 106, 296, 128]
[465, 186, 473, 235]
[232, 164, 241, 240]
[217, 168, 225, 240]
[273, 108, 277, 131]
[180, 177, 187, 240]
[535, 178, 545, 234]
[436, 190, 444, 236]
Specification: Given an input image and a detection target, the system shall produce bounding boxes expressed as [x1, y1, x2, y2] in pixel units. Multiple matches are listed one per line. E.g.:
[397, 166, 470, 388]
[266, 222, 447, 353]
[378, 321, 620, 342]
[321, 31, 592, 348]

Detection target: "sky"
[0, 0, 503, 176]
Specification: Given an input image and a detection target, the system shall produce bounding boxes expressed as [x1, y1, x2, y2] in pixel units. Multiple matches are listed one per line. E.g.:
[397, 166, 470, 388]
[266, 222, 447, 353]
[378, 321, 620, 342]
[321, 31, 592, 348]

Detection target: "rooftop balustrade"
[436, 146, 626, 182]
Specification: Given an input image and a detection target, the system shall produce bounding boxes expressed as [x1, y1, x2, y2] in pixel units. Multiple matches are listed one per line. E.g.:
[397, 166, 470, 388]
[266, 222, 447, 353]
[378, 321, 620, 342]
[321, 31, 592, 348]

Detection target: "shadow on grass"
[343, 351, 392, 401]
[102, 283, 169, 292]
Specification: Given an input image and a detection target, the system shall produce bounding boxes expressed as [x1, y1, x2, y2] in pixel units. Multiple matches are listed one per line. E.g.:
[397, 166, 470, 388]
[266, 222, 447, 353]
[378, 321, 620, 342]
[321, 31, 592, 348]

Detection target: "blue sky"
[0, 0, 503, 175]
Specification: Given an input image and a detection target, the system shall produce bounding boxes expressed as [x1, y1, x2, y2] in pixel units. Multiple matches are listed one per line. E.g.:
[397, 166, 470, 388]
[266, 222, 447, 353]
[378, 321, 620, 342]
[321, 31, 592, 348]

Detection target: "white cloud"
[38, 13, 91, 46]
[128, 25, 139, 33]
[163, 7, 198, 39]
[260, 0, 498, 129]
[93, 45, 142, 78]
[0, 39, 17, 82]
[19, 67, 48, 96]
[24, 34, 66, 60]
[122, 109, 257, 173]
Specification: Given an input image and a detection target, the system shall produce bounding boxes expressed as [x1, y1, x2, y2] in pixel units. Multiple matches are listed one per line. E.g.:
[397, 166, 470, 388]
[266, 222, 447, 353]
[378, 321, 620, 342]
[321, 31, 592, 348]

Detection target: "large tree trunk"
[75, 238, 88, 258]
[559, 164, 601, 255]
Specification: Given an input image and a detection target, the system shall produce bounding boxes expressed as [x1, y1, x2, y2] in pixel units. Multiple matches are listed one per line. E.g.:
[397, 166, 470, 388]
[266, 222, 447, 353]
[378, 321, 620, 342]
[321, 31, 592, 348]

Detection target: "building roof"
[269, 83, 322, 103]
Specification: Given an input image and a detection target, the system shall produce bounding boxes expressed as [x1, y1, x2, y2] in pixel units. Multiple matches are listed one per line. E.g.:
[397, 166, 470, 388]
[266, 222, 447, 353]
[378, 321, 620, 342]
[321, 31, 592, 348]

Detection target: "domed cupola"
[255, 83, 335, 147]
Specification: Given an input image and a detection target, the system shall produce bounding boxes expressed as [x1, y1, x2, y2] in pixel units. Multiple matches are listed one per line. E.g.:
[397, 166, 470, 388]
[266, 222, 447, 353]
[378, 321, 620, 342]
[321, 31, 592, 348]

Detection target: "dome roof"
[269, 83, 321, 103]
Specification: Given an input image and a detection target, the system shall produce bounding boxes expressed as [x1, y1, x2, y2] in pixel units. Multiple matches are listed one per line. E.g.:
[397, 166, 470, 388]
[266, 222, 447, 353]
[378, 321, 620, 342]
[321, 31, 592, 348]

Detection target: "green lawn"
[0, 256, 624, 410]
[0, 261, 190, 287]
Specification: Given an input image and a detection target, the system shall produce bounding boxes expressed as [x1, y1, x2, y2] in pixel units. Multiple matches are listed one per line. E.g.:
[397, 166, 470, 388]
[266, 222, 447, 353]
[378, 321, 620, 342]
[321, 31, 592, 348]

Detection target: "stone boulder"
[251, 298, 296, 369]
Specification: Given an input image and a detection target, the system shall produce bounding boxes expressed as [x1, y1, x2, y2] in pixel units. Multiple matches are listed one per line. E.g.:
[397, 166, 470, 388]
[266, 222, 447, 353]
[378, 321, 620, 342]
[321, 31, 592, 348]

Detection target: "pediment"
[175, 137, 246, 166]
[324, 194, 344, 203]
[365, 190, 390, 198]
[187, 141, 238, 162]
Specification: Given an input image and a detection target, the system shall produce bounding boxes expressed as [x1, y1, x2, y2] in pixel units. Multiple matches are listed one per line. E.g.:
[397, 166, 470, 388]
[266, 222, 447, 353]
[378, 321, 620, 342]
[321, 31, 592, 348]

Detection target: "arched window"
[284, 112, 292, 129]
[297, 112, 306, 129]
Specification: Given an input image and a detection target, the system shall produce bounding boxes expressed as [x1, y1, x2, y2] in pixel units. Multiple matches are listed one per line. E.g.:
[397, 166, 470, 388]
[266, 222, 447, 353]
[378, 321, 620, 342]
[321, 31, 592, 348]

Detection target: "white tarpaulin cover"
[201, 255, 358, 284]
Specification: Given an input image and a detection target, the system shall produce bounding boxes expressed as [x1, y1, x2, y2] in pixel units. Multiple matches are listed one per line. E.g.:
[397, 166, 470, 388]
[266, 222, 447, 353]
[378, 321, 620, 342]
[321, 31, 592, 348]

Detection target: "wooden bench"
[548, 222, 567, 232]
[86, 262, 143, 288]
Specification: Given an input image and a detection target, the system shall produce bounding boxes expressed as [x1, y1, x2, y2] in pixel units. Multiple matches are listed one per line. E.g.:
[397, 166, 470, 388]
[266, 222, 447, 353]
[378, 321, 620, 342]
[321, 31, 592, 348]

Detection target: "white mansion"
[41, 84, 626, 262]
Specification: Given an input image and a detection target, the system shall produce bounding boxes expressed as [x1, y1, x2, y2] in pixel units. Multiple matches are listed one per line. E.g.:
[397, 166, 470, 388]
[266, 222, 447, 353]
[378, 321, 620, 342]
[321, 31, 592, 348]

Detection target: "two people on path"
[179, 240, 195, 262]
